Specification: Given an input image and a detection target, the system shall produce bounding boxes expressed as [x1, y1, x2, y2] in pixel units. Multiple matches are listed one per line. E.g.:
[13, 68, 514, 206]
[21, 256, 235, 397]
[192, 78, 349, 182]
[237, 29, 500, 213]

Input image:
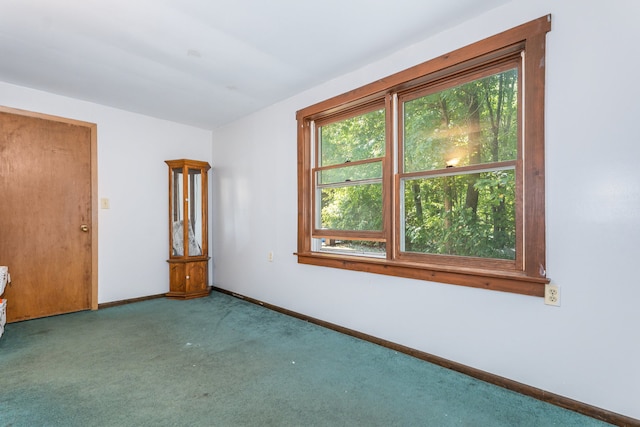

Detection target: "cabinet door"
[185, 261, 208, 294]
[167, 260, 209, 299]
[168, 263, 186, 294]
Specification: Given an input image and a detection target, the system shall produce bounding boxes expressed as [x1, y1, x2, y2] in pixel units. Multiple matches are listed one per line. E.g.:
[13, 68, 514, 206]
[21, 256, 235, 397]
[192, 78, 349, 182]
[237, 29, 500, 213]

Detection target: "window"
[296, 16, 551, 296]
[314, 103, 387, 256]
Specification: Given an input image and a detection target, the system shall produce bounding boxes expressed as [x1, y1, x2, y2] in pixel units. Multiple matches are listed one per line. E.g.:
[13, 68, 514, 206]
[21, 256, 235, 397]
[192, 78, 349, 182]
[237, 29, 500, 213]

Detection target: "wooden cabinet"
[165, 159, 211, 299]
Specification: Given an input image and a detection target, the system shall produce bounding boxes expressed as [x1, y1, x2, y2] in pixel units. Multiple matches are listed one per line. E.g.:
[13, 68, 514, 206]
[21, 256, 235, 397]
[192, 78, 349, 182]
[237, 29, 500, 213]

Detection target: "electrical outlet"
[544, 284, 560, 306]
[267, 251, 274, 262]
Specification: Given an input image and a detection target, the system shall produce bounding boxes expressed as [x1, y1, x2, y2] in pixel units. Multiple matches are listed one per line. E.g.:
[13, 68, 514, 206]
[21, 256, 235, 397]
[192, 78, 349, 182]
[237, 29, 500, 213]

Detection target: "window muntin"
[318, 160, 382, 185]
[296, 16, 551, 296]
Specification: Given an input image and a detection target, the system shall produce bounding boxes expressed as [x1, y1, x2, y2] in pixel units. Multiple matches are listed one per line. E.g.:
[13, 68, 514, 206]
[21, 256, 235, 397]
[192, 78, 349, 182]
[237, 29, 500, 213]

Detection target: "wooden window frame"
[395, 56, 522, 270]
[296, 16, 551, 297]
[312, 101, 387, 242]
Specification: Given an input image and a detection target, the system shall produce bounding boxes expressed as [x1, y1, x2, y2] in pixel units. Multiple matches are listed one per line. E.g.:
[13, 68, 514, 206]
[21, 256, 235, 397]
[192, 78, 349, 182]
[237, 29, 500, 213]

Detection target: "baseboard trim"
[212, 286, 638, 427]
[98, 293, 166, 309]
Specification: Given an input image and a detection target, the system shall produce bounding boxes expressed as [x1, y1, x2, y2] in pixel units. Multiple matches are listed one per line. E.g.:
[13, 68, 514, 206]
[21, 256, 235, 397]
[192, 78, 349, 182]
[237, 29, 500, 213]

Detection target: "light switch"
[100, 198, 110, 209]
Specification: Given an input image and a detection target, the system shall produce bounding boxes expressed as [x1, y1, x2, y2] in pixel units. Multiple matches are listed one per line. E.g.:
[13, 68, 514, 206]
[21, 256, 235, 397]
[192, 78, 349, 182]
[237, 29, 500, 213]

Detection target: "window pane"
[319, 183, 382, 231]
[318, 161, 382, 185]
[403, 68, 518, 173]
[171, 167, 184, 256]
[187, 169, 203, 256]
[319, 108, 385, 167]
[318, 238, 386, 257]
[402, 170, 515, 259]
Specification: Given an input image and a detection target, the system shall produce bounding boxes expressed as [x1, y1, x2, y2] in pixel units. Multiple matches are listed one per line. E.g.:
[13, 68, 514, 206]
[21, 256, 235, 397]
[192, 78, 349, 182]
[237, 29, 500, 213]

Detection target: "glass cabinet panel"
[171, 167, 184, 256]
[168, 164, 209, 257]
[187, 168, 202, 256]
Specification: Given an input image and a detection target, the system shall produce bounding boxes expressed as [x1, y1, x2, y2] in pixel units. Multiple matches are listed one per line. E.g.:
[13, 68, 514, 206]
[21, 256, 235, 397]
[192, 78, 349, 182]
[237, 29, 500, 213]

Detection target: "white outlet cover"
[544, 284, 560, 307]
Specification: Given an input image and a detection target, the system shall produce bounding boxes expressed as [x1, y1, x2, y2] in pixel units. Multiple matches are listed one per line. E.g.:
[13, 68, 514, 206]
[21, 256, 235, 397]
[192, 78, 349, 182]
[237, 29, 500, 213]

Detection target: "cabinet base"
[166, 286, 211, 300]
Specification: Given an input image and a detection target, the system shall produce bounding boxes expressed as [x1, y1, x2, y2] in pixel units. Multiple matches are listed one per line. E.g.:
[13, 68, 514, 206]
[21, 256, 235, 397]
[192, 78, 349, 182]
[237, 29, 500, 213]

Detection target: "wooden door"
[0, 108, 97, 322]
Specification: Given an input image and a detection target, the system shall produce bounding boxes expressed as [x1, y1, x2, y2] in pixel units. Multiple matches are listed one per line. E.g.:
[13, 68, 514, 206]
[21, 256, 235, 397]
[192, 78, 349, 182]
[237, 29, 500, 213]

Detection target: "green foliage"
[320, 108, 385, 166]
[319, 161, 382, 185]
[403, 171, 515, 259]
[402, 68, 518, 259]
[318, 108, 385, 232]
[320, 184, 383, 231]
[403, 69, 517, 171]
[317, 68, 519, 260]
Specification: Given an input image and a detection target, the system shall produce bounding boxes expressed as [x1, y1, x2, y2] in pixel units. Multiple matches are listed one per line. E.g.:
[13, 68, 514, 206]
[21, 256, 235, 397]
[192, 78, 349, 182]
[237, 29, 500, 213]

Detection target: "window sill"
[295, 252, 548, 297]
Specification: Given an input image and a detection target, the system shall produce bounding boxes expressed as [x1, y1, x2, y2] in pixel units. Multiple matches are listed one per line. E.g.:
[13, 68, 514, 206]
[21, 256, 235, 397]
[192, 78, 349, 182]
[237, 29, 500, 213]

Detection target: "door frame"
[0, 105, 98, 310]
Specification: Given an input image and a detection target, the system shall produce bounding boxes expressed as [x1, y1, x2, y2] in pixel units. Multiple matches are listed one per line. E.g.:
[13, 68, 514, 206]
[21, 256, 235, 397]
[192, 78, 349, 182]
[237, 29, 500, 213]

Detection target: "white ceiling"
[0, 0, 509, 130]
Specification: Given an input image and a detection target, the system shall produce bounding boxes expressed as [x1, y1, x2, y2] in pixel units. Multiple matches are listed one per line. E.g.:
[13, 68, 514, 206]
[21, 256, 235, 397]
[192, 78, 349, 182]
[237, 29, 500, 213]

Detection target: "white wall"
[0, 82, 213, 303]
[211, 0, 640, 419]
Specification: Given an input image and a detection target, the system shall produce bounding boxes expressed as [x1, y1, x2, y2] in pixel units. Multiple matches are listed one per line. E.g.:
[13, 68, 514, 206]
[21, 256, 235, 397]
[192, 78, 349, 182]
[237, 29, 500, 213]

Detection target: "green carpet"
[0, 293, 611, 426]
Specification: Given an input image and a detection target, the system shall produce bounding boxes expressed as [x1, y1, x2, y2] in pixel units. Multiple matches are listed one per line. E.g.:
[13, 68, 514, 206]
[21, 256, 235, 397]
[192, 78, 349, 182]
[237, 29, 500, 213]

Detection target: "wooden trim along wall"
[97, 293, 167, 309]
[90, 118, 98, 310]
[211, 287, 639, 427]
